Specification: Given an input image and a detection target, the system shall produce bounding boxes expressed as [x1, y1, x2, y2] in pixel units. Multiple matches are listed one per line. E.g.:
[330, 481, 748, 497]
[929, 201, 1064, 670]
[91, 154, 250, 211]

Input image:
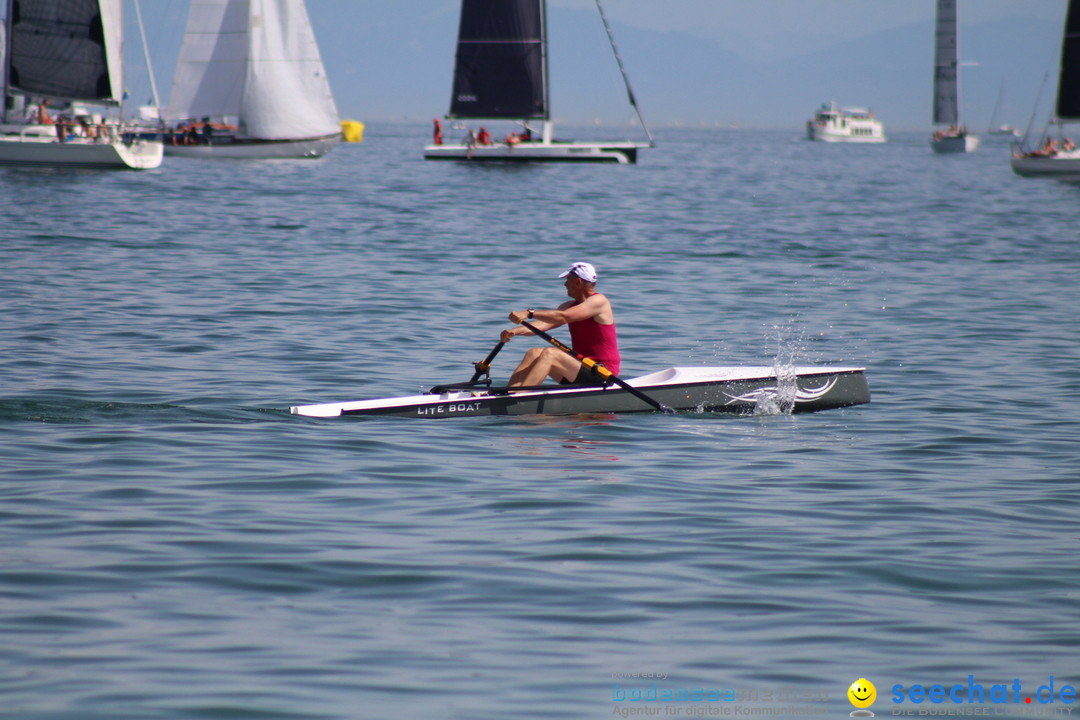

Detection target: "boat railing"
[6, 119, 132, 144]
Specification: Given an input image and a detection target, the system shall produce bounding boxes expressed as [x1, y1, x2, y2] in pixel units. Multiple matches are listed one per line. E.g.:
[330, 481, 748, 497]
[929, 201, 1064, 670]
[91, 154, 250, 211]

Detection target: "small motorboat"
[806, 101, 886, 143]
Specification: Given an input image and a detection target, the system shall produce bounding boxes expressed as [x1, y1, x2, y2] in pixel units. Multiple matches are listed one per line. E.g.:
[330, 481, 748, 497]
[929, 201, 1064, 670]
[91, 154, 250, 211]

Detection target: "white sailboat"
[0, 0, 163, 169]
[164, 0, 340, 159]
[930, 0, 979, 154]
[1011, 0, 1080, 179]
[424, 0, 653, 164]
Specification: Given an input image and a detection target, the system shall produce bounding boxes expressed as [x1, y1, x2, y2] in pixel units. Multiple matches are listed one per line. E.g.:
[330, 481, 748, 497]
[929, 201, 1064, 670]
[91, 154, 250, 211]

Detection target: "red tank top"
[568, 314, 620, 376]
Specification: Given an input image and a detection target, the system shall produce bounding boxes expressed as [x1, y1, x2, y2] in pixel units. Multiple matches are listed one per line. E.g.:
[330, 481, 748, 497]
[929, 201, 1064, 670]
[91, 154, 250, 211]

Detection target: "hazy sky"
[554, 0, 1064, 40]
[5, 1, 1067, 66]
[119, 1, 1068, 66]
[552, 0, 1066, 60]
[7, 0, 1064, 129]
[329, 0, 1068, 127]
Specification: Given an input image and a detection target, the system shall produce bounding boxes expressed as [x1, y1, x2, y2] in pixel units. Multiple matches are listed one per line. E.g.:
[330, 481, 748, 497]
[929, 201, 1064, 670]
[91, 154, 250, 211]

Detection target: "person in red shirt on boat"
[35, 99, 54, 125]
[501, 261, 621, 387]
[476, 126, 492, 145]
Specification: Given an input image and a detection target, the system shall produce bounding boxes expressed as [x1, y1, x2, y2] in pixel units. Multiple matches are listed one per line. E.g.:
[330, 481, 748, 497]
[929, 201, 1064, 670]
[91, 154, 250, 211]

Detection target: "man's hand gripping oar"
[469, 341, 505, 383]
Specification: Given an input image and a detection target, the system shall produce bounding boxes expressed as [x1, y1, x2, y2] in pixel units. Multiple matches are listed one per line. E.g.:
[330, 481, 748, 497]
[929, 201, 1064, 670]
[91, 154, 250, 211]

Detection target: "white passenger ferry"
[806, 101, 887, 143]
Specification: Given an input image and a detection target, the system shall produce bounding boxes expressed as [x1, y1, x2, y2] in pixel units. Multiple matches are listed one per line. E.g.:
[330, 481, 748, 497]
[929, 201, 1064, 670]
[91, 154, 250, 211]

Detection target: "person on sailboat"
[35, 100, 54, 125]
[1032, 138, 1059, 157]
[77, 116, 99, 140]
[501, 262, 621, 387]
[433, 118, 443, 145]
[55, 115, 72, 142]
[476, 127, 491, 145]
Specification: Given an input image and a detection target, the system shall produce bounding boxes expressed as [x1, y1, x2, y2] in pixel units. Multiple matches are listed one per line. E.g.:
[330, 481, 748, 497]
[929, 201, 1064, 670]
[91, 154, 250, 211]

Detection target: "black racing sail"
[5, 0, 120, 103]
[932, 0, 959, 126]
[448, 0, 547, 120]
[1056, 0, 1080, 119]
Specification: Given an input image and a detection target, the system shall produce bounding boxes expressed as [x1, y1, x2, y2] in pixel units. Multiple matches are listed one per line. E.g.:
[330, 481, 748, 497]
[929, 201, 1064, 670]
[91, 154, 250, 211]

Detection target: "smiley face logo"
[848, 678, 876, 709]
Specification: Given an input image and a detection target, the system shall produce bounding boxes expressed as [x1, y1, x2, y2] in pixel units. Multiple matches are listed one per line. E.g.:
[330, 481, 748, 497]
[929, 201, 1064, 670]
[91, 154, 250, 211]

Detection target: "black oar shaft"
[519, 320, 672, 413]
[470, 341, 505, 383]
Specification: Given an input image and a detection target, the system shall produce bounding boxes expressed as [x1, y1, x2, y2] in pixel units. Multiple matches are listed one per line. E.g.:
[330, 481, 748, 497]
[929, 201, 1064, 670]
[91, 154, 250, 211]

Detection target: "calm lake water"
[2, 125, 1079, 720]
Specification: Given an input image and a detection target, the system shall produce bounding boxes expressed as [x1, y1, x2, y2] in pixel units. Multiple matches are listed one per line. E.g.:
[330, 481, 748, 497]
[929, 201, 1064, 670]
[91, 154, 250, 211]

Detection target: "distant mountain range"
[313, 6, 1060, 133]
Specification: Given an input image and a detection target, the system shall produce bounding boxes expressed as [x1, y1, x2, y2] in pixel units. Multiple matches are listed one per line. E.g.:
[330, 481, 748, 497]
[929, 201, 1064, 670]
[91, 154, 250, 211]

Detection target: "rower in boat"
[501, 262, 619, 387]
[290, 262, 873, 418]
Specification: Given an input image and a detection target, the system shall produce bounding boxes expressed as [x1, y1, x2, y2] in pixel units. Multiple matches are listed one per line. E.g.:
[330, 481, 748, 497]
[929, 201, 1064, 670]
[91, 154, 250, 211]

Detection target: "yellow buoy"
[340, 120, 364, 143]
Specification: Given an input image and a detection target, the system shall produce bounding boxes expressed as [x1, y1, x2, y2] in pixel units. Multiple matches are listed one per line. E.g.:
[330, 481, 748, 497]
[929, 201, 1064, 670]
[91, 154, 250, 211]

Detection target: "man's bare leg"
[508, 347, 582, 387]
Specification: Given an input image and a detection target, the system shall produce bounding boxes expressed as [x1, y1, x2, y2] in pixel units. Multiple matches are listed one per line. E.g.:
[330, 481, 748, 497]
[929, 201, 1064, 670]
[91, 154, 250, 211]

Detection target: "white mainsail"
[167, 0, 339, 140]
[100, 0, 125, 104]
[167, 0, 247, 121]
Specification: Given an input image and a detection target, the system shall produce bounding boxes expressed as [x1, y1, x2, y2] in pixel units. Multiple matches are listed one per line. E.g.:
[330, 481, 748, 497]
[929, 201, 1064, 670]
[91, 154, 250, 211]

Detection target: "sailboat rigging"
[986, 81, 1019, 138]
[424, 0, 653, 164]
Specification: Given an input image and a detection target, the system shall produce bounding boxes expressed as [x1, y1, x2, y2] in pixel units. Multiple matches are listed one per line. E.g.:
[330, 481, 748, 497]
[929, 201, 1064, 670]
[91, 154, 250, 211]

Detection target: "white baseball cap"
[558, 261, 597, 283]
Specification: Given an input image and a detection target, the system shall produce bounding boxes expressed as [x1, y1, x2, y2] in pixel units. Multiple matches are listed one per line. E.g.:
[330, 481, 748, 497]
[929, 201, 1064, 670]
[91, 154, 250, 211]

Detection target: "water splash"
[752, 322, 807, 416]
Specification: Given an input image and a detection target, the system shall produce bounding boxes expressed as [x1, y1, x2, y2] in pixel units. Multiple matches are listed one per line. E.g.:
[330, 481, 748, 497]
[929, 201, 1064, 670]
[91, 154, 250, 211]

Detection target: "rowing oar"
[470, 341, 505, 383]
[518, 320, 674, 414]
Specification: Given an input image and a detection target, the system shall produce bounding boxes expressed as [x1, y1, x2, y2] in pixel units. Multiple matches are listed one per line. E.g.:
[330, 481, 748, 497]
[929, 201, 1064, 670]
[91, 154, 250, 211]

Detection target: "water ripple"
[1, 126, 1078, 719]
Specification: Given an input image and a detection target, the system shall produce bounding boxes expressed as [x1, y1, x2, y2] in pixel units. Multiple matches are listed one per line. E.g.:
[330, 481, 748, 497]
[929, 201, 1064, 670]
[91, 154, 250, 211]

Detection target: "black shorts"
[559, 364, 610, 387]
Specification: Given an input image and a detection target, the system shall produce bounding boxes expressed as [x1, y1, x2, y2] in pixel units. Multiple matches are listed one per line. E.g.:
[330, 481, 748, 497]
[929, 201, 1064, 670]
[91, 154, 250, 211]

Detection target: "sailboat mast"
[541, 0, 551, 144]
[955, 0, 964, 127]
[988, 81, 1004, 132]
[133, 0, 161, 112]
[594, 0, 653, 146]
[2, 0, 12, 122]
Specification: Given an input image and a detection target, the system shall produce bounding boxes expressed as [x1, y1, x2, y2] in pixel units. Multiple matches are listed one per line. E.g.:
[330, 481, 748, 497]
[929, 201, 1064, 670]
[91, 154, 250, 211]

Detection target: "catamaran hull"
[0, 133, 164, 170]
[931, 134, 979, 154]
[424, 141, 646, 164]
[291, 366, 870, 419]
[1010, 151, 1080, 179]
[164, 134, 340, 159]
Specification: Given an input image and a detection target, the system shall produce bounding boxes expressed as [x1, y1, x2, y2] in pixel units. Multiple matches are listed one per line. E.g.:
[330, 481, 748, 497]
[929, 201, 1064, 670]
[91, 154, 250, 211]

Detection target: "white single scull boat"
[291, 365, 870, 419]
